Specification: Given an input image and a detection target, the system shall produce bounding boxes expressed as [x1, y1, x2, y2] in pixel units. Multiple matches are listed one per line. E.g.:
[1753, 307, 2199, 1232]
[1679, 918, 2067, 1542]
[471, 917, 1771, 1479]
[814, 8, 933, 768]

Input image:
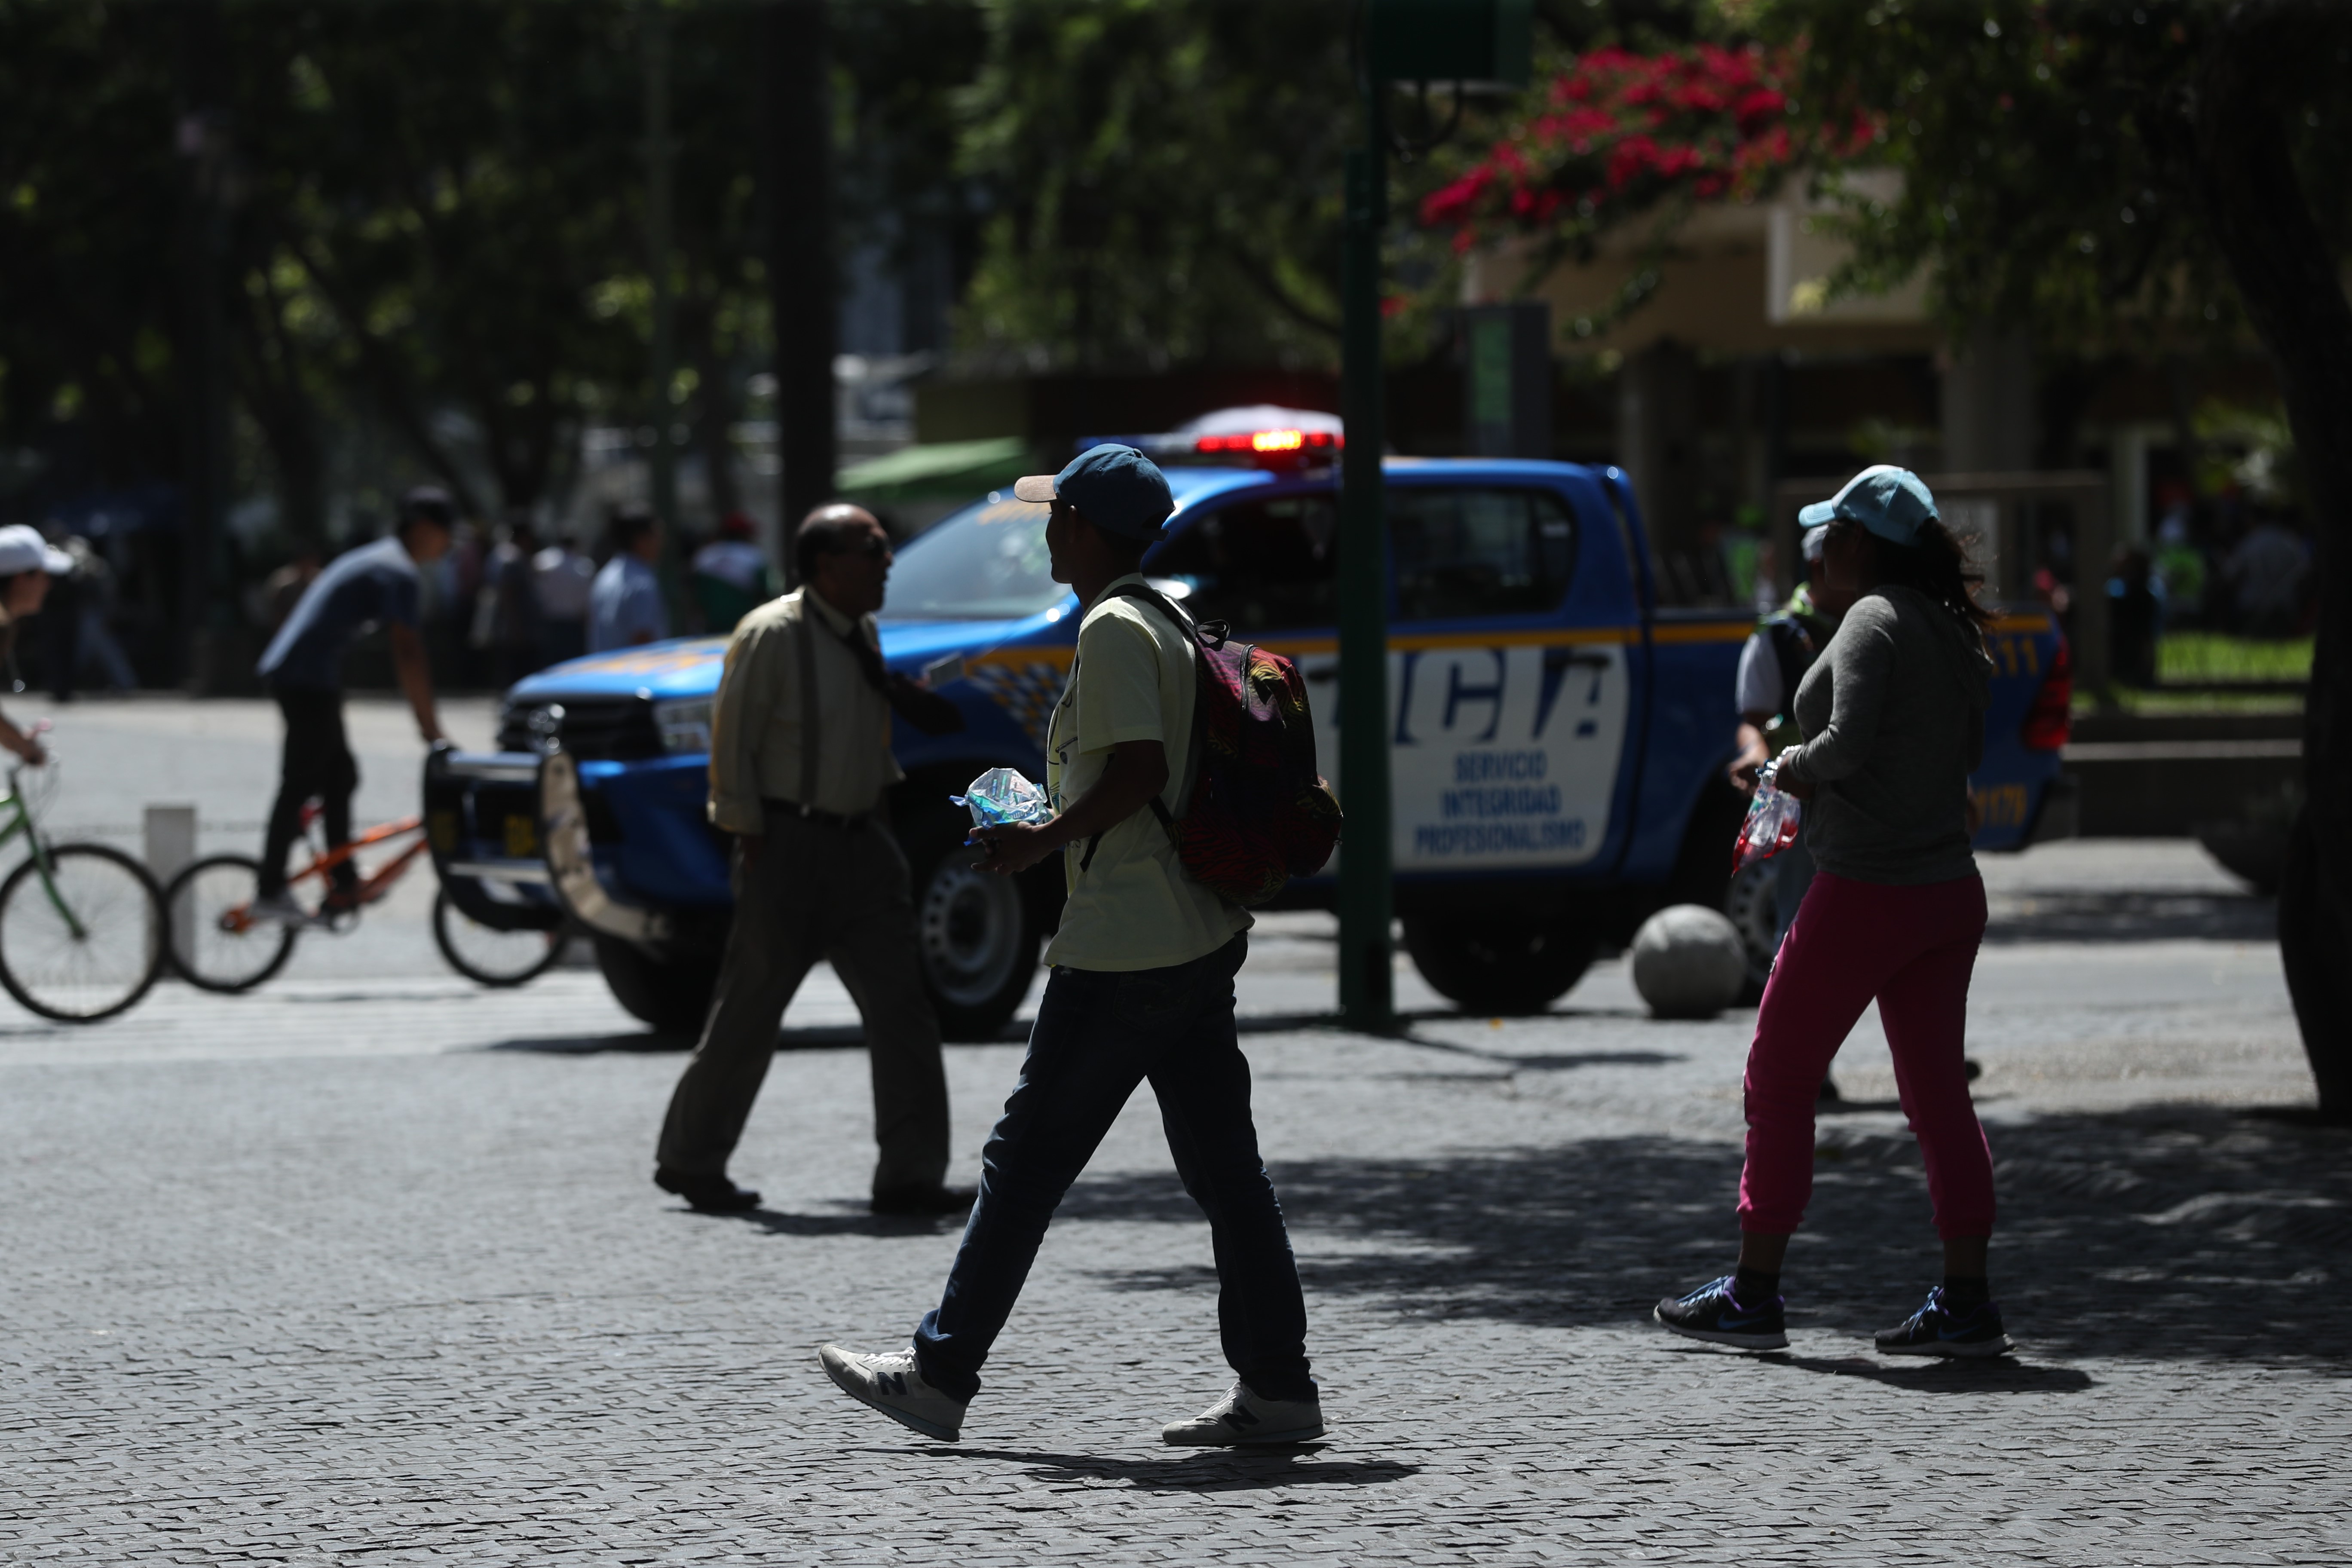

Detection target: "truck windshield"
[882, 495, 1067, 621]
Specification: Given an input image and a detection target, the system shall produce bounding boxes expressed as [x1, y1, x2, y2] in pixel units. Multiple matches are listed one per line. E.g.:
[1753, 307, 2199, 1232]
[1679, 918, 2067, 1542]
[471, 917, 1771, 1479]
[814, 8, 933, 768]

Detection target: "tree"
[1416, 39, 1868, 339]
[0, 3, 187, 502]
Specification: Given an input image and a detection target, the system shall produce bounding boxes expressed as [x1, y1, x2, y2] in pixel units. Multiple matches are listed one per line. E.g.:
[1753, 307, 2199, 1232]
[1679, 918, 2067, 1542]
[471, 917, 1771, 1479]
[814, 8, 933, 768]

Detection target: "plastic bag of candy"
[952, 766, 1054, 832]
[1732, 760, 1804, 874]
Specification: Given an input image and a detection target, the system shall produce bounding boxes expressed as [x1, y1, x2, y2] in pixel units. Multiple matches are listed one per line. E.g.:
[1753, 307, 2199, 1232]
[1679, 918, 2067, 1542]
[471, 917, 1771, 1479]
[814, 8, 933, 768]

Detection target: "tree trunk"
[2190, 2, 2352, 1118]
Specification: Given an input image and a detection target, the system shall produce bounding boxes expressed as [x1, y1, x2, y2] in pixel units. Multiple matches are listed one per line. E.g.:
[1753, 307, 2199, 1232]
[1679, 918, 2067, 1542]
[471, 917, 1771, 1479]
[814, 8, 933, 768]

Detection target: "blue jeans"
[913, 935, 1315, 1405]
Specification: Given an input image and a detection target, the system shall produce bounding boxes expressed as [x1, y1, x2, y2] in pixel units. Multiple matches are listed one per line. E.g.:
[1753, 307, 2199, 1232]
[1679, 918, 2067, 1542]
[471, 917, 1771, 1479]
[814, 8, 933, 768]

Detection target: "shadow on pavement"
[886, 1445, 1418, 1492]
[723, 1207, 964, 1239]
[1746, 1353, 2098, 1393]
[487, 1030, 683, 1054]
[1064, 1102, 2350, 1368]
[1983, 888, 2275, 945]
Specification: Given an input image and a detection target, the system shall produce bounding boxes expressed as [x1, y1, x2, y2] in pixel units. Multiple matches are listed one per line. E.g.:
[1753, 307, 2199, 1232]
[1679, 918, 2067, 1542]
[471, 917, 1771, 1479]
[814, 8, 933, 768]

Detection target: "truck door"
[1148, 483, 1629, 880]
[1383, 484, 1626, 874]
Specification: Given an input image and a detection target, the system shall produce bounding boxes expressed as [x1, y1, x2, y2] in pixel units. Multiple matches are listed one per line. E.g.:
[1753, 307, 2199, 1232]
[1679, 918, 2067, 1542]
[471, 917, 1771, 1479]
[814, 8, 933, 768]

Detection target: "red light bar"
[1191, 428, 1343, 459]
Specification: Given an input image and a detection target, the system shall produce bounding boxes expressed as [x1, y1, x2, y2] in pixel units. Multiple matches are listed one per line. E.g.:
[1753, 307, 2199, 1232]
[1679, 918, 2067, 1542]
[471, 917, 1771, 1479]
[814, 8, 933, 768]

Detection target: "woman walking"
[1656, 466, 2011, 1357]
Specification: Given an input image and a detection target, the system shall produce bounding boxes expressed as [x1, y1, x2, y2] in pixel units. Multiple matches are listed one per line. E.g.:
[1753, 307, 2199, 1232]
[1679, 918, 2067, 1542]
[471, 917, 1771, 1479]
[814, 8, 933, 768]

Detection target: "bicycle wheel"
[0, 842, 167, 1022]
[432, 890, 565, 987]
[165, 854, 298, 994]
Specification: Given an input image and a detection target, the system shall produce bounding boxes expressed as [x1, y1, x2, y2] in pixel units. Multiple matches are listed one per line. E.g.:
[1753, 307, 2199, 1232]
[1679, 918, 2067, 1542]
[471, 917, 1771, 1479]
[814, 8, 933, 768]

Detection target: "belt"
[761, 797, 871, 830]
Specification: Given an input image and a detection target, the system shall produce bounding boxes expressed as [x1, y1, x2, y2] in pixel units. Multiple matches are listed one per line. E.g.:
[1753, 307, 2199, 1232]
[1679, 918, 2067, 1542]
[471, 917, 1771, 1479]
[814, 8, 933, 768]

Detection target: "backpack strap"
[1073, 583, 1212, 874]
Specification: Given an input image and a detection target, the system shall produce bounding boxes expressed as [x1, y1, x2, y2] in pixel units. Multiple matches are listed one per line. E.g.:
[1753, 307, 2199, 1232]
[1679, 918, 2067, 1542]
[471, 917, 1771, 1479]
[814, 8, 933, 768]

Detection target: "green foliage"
[951, 0, 1358, 370]
[2159, 632, 2313, 683]
[0, 2, 184, 489]
[1756, 0, 2352, 352]
[2193, 398, 2299, 508]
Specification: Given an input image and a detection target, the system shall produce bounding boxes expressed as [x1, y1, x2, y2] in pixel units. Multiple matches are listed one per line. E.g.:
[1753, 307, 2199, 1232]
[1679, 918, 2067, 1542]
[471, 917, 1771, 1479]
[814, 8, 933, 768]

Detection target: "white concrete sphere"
[1629, 904, 1749, 1020]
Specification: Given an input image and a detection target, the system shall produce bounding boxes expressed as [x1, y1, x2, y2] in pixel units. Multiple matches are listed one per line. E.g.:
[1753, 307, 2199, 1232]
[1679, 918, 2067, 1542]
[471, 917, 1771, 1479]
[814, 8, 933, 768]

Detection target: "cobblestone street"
[0, 701, 2344, 1564]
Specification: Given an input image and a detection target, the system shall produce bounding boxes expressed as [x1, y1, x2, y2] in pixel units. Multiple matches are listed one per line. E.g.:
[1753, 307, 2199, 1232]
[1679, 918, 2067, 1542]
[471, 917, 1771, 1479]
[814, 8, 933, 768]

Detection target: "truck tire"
[901, 801, 1041, 1041]
[1722, 859, 1779, 998]
[1403, 915, 1597, 1016]
[592, 932, 721, 1038]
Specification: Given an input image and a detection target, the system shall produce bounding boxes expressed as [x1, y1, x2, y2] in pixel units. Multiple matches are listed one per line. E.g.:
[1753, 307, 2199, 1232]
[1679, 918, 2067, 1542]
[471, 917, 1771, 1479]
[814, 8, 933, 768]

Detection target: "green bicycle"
[0, 751, 168, 1022]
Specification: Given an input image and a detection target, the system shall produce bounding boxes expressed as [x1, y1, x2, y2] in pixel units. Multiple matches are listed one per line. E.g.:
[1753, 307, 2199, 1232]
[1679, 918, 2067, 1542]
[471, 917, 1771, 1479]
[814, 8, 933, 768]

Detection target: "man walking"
[653, 504, 965, 1218]
[250, 487, 452, 926]
[532, 532, 595, 665]
[818, 446, 1324, 1449]
[588, 508, 668, 652]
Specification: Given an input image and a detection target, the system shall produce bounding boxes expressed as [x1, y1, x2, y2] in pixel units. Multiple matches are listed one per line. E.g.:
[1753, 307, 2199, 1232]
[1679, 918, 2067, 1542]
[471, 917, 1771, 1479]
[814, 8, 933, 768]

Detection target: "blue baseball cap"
[1013, 444, 1174, 542]
[1798, 465, 1939, 548]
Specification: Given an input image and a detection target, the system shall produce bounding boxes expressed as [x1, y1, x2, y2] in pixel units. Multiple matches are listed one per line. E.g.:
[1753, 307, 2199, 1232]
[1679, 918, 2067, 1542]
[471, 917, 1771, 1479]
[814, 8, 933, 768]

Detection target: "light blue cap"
[1798, 465, 1939, 547]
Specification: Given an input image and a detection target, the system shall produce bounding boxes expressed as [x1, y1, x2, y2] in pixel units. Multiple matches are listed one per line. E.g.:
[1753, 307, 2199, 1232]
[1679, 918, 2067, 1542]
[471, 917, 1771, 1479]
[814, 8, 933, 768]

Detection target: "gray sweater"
[1779, 585, 1993, 886]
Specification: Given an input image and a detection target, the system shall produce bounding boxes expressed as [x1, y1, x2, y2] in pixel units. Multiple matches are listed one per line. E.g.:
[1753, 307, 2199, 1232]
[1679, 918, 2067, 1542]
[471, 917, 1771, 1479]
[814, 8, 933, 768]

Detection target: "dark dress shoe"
[655, 1167, 761, 1213]
[870, 1185, 976, 1216]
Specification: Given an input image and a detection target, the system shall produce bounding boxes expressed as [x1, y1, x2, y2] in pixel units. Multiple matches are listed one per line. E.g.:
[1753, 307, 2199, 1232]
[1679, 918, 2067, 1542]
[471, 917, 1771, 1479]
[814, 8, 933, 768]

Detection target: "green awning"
[835, 437, 1032, 505]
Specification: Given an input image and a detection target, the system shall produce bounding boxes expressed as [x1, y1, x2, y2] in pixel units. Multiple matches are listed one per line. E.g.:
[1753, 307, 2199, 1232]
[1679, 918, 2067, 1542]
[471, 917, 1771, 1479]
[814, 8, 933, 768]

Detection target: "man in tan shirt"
[654, 505, 963, 1216]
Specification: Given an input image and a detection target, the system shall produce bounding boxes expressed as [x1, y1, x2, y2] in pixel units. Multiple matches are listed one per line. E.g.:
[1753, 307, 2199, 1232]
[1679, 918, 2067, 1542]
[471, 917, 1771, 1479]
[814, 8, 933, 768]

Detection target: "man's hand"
[973, 819, 1059, 877]
[1776, 768, 1815, 803]
[1727, 720, 1772, 796]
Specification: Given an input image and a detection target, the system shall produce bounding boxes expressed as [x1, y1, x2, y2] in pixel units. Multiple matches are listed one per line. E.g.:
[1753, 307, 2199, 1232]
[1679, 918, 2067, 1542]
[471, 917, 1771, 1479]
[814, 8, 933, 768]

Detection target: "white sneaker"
[1161, 1381, 1325, 1446]
[817, 1344, 966, 1442]
[247, 892, 317, 929]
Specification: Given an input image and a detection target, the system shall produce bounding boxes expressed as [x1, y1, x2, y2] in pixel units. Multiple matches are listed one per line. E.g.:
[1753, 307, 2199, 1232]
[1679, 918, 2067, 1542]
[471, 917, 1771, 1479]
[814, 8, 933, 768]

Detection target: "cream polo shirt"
[706, 588, 901, 833]
[1042, 575, 1251, 972]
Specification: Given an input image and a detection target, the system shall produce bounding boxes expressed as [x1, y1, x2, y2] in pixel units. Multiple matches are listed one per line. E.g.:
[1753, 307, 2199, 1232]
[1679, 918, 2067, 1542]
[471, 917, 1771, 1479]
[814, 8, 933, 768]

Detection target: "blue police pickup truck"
[424, 425, 2076, 1036]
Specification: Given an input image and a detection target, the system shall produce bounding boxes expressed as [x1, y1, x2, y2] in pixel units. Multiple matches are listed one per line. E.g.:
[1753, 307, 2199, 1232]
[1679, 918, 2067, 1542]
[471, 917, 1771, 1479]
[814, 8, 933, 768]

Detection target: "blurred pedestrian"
[0, 525, 72, 760]
[653, 504, 962, 1218]
[476, 516, 543, 687]
[263, 547, 324, 634]
[532, 532, 594, 665]
[249, 488, 451, 927]
[2221, 516, 2310, 637]
[690, 510, 772, 635]
[2107, 545, 2162, 689]
[820, 447, 1322, 1449]
[588, 508, 668, 652]
[58, 536, 135, 692]
[1658, 466, 2012, 1359]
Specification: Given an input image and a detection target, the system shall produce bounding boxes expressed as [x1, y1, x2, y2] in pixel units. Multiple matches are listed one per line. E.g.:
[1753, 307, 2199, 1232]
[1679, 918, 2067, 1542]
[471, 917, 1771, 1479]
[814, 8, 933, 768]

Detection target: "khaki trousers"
[655, 805, 949, 1197]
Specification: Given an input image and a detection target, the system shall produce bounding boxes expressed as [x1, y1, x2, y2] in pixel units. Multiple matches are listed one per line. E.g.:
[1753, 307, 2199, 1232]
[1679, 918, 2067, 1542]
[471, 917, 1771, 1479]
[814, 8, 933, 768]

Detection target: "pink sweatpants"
[1738, 869, 1994, 1240]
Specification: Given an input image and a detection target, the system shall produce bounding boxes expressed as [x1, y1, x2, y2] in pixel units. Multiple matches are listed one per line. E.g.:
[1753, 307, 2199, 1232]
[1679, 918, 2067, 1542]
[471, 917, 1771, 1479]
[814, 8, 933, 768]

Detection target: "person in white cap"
[0, 524, 74, 766]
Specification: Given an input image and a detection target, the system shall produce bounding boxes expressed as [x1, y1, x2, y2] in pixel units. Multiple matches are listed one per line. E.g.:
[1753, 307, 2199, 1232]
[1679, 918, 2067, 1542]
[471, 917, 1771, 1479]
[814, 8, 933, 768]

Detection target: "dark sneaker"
[654, 1167, 761, 1213]
[1654, 1275, 1789, 1350]
[1875, 1288, 2013, 1358]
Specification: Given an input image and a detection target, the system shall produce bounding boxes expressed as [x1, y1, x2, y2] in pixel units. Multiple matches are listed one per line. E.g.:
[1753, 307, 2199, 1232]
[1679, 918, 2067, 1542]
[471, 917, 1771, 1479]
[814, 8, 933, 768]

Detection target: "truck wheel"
[1403, 916, 1597, 1016]
[903, 804, 1039, 1041]
[1722, 860, 1780, 998]
[592, 932, 720, 1037]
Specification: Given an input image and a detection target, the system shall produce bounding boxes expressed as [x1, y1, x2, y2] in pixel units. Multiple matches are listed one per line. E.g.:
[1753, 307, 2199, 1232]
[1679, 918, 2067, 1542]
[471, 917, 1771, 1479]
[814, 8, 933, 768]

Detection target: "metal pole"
[643, 2, 677, 530]
[1336, 83, 1393, 1033]
[766, 0, 839, 588]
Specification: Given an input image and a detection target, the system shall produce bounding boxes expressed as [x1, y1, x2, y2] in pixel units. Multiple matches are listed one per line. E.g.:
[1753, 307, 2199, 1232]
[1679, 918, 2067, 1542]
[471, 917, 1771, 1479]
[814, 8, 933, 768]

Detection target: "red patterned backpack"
[1078, 584, 1342, 906]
